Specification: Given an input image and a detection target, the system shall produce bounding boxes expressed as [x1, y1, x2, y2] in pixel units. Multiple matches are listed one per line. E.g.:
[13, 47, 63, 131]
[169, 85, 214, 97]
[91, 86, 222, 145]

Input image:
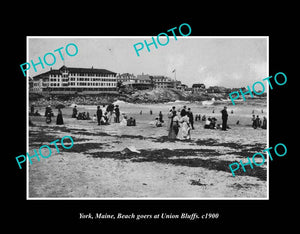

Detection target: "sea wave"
[202, 98, 215, 106]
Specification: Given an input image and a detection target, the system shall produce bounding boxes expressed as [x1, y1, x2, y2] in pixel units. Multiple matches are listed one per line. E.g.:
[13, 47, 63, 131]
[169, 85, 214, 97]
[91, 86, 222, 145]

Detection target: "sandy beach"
[28, 99, 267, 198]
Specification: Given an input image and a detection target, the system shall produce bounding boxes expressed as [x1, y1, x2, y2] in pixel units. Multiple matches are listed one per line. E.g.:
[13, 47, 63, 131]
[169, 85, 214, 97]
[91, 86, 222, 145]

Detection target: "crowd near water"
[29, 100, 267, 141]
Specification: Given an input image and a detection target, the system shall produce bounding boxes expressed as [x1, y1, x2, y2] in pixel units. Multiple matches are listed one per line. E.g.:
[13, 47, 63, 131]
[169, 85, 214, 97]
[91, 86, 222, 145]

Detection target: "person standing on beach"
[187, 108, 194, 130]
[255, 115, 261, 128]
[45, 105, 52, 124]
[167, 107, 175, 128]
[159, 111, 163, 123]
[45, 105, 52, 117]
[72, 105, 78, 118]
[115, 105, 120, 123]
[177, 114, 191, 140]
[252, 115, 257, 129]
[180, 105, 187, 117]
[96, 106, 103, 126]
[56, 108, 64, 125]
[262, 116, 267, 129]
[167, 109, 173, 129]
[221, 106, 228, 131]
[168, 107, 179, 139]
[106, 104, 114, 123]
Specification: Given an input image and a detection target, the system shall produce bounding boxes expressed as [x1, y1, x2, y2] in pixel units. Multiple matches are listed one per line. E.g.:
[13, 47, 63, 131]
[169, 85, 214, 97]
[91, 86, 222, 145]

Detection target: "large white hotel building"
[30, 65, 117, 94]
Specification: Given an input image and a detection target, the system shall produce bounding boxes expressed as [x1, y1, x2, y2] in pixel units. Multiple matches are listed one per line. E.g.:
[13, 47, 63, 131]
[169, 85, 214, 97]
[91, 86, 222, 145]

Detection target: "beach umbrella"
[55, 103, 65, 109]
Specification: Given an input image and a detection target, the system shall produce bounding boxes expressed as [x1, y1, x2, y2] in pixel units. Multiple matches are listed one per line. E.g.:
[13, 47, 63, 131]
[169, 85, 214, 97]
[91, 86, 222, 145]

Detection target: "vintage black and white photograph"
[27, 36, 268, 199]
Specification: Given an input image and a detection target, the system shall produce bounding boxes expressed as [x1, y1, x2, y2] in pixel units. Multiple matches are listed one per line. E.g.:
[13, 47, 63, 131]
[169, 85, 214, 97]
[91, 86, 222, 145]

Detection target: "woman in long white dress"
[177, 115, 191, 140]
[120, 114, 127, 126]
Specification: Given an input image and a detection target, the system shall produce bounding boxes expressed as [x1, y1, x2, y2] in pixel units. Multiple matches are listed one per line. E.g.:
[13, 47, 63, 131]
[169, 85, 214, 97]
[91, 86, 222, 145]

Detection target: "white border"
[26, 36, 269, 200]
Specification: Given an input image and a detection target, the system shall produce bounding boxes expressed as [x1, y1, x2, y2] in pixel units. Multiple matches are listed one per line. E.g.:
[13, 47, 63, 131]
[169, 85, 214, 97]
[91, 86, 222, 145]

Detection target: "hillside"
[29, 88, 265, 106]
[128, 88, 229, 103]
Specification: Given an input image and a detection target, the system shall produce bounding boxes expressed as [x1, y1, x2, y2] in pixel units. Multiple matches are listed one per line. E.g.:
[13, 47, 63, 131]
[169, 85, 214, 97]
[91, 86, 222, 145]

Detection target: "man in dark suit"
[96, 106, 102, 125]
[115, 105, 120, 123]
[221, 106, 228, 131]
[187, 108, 194, 129]
[180, 105, 187, 117]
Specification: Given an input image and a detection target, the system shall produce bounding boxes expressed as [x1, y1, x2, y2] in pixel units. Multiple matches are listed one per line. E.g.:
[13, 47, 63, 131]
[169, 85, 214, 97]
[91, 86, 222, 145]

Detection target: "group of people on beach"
[33, 105, 64, 125]
[167, 105, 230, 140]
[72, 104, 137, 127]
[95, 104, 120, 125]
[31, 103, 266, 137]
[252, 115, 267, 129]
[167, 105, 195, 140]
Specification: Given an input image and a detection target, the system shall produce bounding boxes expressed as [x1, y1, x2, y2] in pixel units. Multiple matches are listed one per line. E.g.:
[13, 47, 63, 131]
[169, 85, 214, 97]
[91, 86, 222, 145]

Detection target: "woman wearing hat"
[115, 105, 120, 123]
[56, 108, 64, 125]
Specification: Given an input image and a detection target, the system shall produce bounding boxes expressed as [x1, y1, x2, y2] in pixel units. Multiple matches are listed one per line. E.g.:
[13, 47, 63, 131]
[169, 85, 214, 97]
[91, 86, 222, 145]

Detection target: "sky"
[28, 36, 268, 88]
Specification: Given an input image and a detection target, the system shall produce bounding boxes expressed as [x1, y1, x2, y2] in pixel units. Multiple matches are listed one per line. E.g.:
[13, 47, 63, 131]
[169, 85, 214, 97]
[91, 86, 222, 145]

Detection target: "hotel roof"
[32, 66, 116, 80]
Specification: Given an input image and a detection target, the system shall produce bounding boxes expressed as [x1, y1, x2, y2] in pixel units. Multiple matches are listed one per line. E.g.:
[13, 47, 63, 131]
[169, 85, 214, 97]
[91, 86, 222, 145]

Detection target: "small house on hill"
[192, 83, 206, 92]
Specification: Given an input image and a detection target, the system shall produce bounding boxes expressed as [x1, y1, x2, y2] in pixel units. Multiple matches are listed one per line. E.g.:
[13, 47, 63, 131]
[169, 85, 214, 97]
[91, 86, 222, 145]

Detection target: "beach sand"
[28, 99, 267, 198]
